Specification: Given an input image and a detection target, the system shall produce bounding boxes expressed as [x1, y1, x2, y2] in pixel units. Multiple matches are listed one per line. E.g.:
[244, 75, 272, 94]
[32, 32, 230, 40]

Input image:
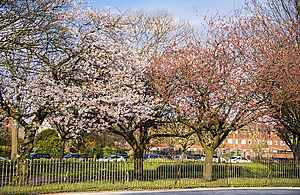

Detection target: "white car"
[173, 154, 193, 161]
[214, 156, 227, 163]
[97, 155, 125, 162]
[229, 156, 252, 163]
[199, 155, 227, 163]
[220, 157, 227, 163]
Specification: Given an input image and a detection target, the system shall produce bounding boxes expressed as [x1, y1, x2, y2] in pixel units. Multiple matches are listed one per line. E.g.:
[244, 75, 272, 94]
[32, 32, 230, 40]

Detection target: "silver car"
[98, 155, 125, 162]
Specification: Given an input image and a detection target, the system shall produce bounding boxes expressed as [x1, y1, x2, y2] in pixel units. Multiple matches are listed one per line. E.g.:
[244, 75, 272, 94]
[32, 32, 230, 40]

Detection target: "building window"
[235, 139, 238, 144]
[228, 139, 233, 144]
[241, 139, 246, 144]
[267, 140, 272, 145]
[275, 140, 278, 145]
[235, 131, 238, 134]
[280, 141, 285, 146]
[249, 140, 252, 145]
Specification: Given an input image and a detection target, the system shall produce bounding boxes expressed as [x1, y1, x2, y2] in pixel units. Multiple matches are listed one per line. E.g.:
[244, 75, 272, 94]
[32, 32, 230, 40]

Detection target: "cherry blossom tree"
[23, 4, 175, 179]
[56, 9, 193, 179]
[1, 0, 186, 182]
[28, 4, 138, 159]
[147, 14, 268, 181]
[0, 0, 83, 185]
[0, 0, 76, 162]
[244, 0, 300, 164]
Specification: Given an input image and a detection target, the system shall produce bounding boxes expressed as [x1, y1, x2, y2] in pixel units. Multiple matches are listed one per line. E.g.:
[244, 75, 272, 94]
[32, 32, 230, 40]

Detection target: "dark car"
[63, 154, 85, 160]
[190, 154, 205, 160]
[143, 154, 164, 160]
[29, 153, 52, 160]
[270, 157, 289, 163]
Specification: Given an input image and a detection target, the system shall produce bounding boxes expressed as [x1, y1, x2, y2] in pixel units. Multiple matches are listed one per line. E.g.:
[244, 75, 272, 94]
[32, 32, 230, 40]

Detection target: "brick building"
[148, 124, 293, 160]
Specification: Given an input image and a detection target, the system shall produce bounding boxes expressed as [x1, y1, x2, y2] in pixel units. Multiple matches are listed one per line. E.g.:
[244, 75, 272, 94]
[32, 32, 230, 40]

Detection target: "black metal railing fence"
[0, 159, 299, 194]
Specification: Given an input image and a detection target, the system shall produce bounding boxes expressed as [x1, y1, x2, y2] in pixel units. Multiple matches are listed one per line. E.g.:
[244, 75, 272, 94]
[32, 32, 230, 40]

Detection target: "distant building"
[148, 123, 293, 159]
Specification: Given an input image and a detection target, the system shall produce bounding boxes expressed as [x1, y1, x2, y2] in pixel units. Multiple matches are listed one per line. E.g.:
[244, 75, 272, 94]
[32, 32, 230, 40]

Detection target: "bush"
[102, 146, 115, 157]
[0, 146, 11, 157]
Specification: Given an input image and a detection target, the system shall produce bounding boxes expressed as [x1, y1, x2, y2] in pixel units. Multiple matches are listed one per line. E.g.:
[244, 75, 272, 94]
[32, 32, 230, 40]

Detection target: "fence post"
[270, 162, 273, 187]
[126, 161, 129, 189]
[265, 162, 272, 187]
[227, 162, 229, 187]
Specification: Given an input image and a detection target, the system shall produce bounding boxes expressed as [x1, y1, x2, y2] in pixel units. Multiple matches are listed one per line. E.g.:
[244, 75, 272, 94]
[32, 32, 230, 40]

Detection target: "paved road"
[45, 187, 300, 195]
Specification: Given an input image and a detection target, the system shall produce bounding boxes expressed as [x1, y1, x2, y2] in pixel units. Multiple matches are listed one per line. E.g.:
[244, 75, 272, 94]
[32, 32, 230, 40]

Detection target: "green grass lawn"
[2, 177, 300, 195]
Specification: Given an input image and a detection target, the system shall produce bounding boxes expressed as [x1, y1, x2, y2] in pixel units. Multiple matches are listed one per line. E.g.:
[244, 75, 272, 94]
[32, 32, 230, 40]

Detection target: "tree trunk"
[203, 149, 213, 182]
[18, 162, 29, 186]
[293, 144, 300, 169]
[16, 127, 36, 185]
[174, 151, 185, 187]
[59, 140, 66, 160]
[19, 128, 36, 160]
[133, 148, 144, 180]
[294, 151, 299, 168]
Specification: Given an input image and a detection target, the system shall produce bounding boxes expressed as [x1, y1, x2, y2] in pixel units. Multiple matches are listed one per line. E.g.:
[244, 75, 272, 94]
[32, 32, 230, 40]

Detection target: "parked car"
[269, 157, 289, 163]
[190, 154, 205, 160]
[173, 154, 193, 161]
[143, 154, 164, 160]
[0, 157, 9, 162]
[212, 155, 228, 163]
[29, 153, 51, 160]
[212, 155, 218, 162]
[63, 154, 85, 160]
[194, 154, 226, 163]
[229, 156, 252, 163]
[219, 157, 227, 163]
[117, 154, 129, 159]
[98, 155, 125, 162]
[97, 155, 112, 162]
[160, 152, 172, 159]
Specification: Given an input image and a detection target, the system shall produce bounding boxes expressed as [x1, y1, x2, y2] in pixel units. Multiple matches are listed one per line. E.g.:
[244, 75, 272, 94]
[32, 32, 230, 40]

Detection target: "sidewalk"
[44, 187, 300, 195]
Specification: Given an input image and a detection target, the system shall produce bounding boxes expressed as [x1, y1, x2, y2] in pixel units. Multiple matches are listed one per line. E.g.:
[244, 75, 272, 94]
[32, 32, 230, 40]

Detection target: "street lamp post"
[11, 124, 18, 161]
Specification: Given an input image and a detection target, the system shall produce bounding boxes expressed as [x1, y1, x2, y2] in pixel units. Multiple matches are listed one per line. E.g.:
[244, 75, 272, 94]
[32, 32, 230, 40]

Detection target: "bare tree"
[246, 124, 271, 161]
[127, 9, 192, 57]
